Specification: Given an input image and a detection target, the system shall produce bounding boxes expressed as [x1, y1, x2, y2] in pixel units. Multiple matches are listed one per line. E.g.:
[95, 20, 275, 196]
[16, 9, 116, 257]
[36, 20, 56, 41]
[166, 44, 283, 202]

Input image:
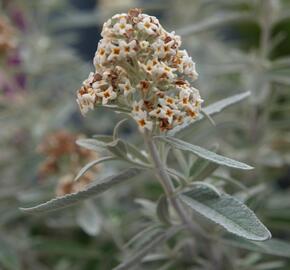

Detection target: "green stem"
[143, 131, 201, 236]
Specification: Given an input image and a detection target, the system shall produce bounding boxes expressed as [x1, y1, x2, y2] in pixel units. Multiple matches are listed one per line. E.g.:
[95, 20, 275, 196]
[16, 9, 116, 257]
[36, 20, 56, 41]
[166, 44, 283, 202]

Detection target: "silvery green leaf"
[135, 198, 157, 219]
[168, 91, 251, 136]
[125, 143, 149, 164]
[189, 157, 219, 181]
[156, 195, 171, 226]
[203, 91, 251, 115]
[114, 226, 182, 270]
[157, 136, 253, 170]
[114, 233, 167, 270]
[76, 200, 102, 236]
[124, 225, 163, 250]
[142, 253, 169, 263]
[223, 236, 290, 258]
[113, 118, 128, 140]
[92, 134, 113, 143]
[74, 156, 116, 181]
[77, 137, 128, 160]
[106, 139, 128, 158]
[177, 12, 253, 36]
[179, 184, 271, 241]
[20, 168, 141, 214]
[89, 135, 149, 164]
[76, 138, 106, 151]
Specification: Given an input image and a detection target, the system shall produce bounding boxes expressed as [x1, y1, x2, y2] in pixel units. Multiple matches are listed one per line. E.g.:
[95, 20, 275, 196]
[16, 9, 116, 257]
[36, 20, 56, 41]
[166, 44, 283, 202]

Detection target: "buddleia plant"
[21, 9, 272, 269]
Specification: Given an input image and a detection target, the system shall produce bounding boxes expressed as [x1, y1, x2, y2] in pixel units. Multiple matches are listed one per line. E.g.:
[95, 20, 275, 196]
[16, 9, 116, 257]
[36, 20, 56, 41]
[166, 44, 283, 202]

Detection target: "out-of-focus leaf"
[252, 261, 285, 270]
[0, 237, 20, 270]
[223, 236, 290, 258]
[168, 91, 251, 136]
[80, 135, 149, 164]
[189, 157, 219, 181]
[272, 57, 290, 68]
[77, 137, 128, 158]
[124, 225, 164, 250]
[76, 138, 106, 151]
[76, 200, 102, 236]
[203, 91, 251, 115]
[113, 118, 128, 140]
[157, 136, 253, 170]
[179, 184, 271, 241]
[156, 195, 171, 226]
[177, 12, 253, 36]
[115, 233, 167, 270]
[74, 156, 116, 181]
[114, 226, 182, 270]
[20, 168, 141, 214]
[135, 198, 157, 219]
[270, 75, 290, 85]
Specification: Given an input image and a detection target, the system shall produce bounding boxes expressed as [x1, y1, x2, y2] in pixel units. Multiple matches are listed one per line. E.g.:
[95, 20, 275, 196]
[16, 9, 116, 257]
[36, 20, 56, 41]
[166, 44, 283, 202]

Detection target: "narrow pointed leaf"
[223, 236, 290, 258]
[114, 226, 182, 270]
[74, 156, 116, 181]
[113, 118, 128, 140]
[179, 184, 271, 241]
[76, 200, 102, 236]
[20, 168, 141, 214]
[157, 136, 253, 170]
[177, 12, 253, 36]
[76, 138, 106, 151]
[203, 91, 250, 115]
[114, 233, 167, 270]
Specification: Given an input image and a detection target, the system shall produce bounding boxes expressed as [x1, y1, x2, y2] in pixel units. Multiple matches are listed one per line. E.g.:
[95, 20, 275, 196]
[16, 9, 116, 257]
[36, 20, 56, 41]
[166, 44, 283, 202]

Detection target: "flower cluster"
[76, 9, 203, 132]
[37, 130, 100, 196]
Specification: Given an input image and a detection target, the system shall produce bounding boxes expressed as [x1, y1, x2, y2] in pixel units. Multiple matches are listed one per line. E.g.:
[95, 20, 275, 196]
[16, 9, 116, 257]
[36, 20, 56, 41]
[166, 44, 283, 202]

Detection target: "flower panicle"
[76, 8, 203, 132]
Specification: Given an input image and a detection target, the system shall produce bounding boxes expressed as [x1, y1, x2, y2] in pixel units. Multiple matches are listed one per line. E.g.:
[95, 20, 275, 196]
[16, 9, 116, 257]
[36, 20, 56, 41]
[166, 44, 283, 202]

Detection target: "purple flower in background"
[10, 8, 27, 32]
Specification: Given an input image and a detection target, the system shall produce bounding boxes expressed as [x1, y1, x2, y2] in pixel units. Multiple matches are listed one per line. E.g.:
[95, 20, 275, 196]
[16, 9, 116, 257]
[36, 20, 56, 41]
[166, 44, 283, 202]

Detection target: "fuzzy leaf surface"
[20, 168, 141, 214]
[180, 184, 271, 241]
[157, 136, 253, 170]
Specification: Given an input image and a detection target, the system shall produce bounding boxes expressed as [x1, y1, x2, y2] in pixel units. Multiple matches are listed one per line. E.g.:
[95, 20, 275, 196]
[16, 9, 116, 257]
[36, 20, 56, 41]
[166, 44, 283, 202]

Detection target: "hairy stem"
[143, 131, 201, 236]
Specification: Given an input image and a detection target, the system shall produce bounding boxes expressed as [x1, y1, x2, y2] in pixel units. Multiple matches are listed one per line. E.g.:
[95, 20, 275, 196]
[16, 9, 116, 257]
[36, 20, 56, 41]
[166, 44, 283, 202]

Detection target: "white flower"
[152, 62, 176, 80]
[97, 86, 117, 104]
[152, 39, 175, 58]
[77, 92, 95, 115]
[137, 16, 158, 35]
[132, 100, 144, 113]
[133, 110, 153, 132]
[83, 72, 95, 85]
[119, 79, 135, 96]
[139, 40, 149, 50]
[94, 40, 109, 66]
[107, 43, 123, 61]
[119, 40, 137, 58]
[113, 17, 132, 35]
[181, 50, 198, 79]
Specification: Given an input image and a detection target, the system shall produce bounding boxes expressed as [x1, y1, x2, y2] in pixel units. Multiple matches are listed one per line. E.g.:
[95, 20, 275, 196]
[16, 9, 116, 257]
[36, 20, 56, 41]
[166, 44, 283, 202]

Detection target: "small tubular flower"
[76, 8, 203, 133]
